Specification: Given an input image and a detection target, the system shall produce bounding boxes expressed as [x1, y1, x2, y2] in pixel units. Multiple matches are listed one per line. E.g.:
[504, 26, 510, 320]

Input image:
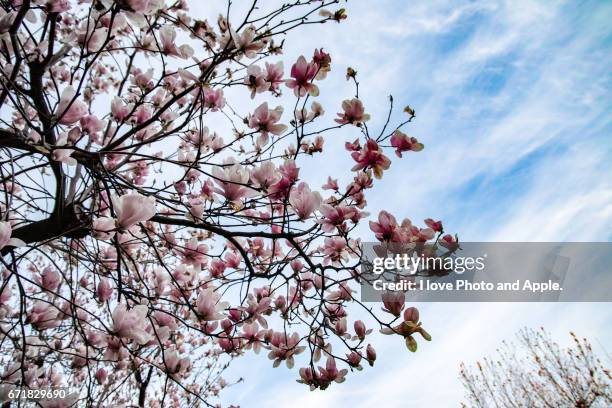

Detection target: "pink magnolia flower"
[100, 246, 118, 270]
[151, 88, 168, 106]
[415, 227, 435, 242]
[295, 107, 313, 123]
[326, 282, 353, 302]
[248, 237, 270, 259]
[390, 130, 424, 157]
[122, 1, 162, 27]
[80, 114, 105, 135]
[196, 287, 229, 321]
[40, 267, 61, 292]
[313, 48, 331, 80]
[104, 335, 129, 362]
[318, 357, 348, 384]
[381, 290, 405, 317]
[212, 158, 256, 206]
[216, 336, 238, 354]
[244, 65, 268, 98]
[297, 367, 320, 390]
[268, 331, 305, 368]
[440, 234, 458, 251]
[83, 27, 108, 52]
[311, 101, 325, 117]
[111, 97, 132, 122]
[285, 56, 319, 97]
[317, 204, 358, 233]
[380, 306, 431, 351]
[179, 237, 208, 269]
[333, 318, 350, 338]
[96, 278, 113, 302]
[369, 210, 402, 242]
[335, 98, 370, 125]
[127, 160, 149, 184]
[322, 176, 338, 190]
[250, 161, 281, 190]
[111, 192, 156, 229]
[163, 347, 191, 379]
[66, 127, 81, 143]
[265, 61, 284, 93]
[209, 259, 226, 278]
[125, 0, 154, 13]
[133, 104, 152, 124]
[322, 236, 350, 266]
[279, 159, 300, 181]
[345, 138, 361, 151]
[103, 12, 128, 34]
[172, 264, 197, 288]
[242, 294, 272, 327]
[56, 86, 88, 125]
[187, 200, 206, 223]
[28, 301, 60, 330]
[1, 181, 20, 194]
[52, 134, 77, 166]
[229, 25, 264, 59]
[268, 159, 300, 200]
[159, 25, 194, 59]
[289, 182, 322, 220]
[152, 268, 170, 295]
[46, 0, 70, 13]
[0, 221, 25, 250]
[176, 181, 190, 197]
[132, 68, 154, 90]
[351, 139, 391, 179]
[274, 295, 287, 312]
[92, 217, 116, 240]
[224, 251, 242, 269]
[111, 303, 152, 345]
[248, 102, 288, 147]
[153, 311, 177, 331]
[424, 218, 443, 232]
[203, 88, 225, 111]
[304, 136, 324, 156]
[242, 322, 265, 353]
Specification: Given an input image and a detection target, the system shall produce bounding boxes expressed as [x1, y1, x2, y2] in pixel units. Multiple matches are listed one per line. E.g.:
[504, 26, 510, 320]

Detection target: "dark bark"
[1, 204, 88, 256]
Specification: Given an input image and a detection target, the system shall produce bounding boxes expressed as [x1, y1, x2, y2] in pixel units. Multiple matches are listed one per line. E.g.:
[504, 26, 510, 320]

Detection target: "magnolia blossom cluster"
[0, 1, 452, 406]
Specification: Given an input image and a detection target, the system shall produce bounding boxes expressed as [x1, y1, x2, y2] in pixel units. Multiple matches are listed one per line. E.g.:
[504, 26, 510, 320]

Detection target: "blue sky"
[210, 0, 612, 406]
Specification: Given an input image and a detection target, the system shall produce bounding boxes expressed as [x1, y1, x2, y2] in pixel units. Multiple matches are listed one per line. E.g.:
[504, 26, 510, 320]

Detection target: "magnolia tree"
[0, 0, 456, 406]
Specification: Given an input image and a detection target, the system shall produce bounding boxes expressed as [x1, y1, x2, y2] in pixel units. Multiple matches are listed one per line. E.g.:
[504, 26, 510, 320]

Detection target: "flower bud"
[403, 307, 419, 323]
[274, 295, 286, 310]
[354, 320, 366, 340]
[95, 368, 107, 384]
[227, 308, 242, 322]
[366, 343, 376, 366]
[96, 278, 113, 302]
[347, 351, 362, 367]
[220, 319, 233, 334]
